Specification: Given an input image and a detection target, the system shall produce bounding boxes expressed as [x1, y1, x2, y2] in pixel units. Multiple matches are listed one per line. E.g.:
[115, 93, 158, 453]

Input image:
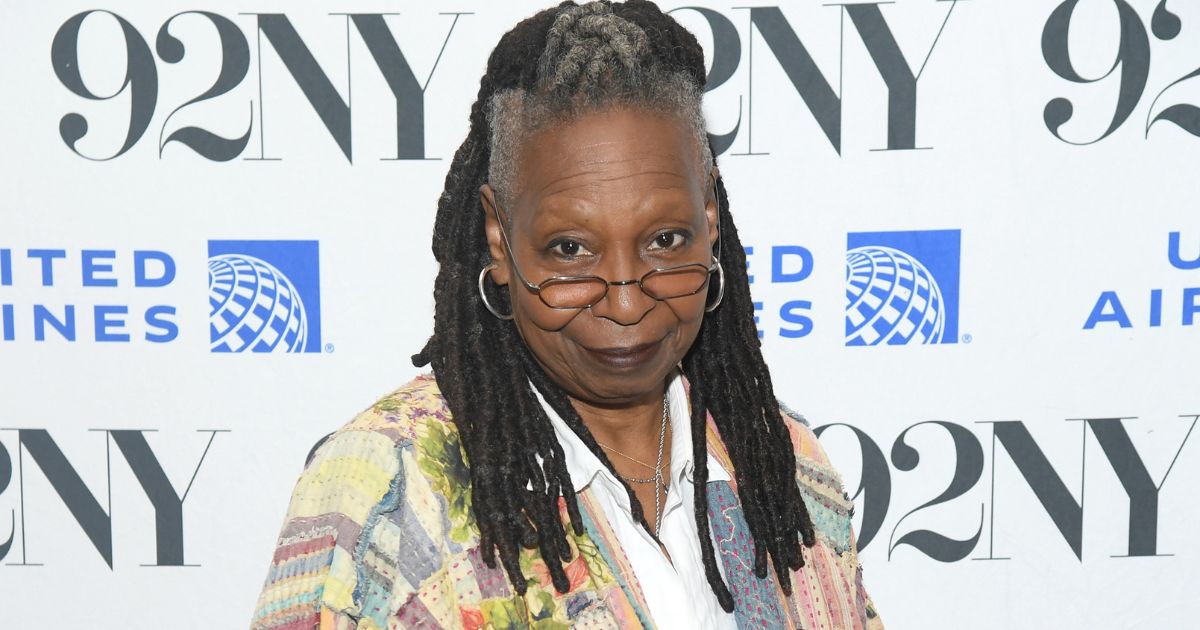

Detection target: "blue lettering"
[779, 300, 813, 338]
[1149, 289, 1162, 327]
[27, 249, 66, 286]
[744, 246, 755, 284]
[1, 304, 12, 340]
[94, 305, 129, 342]
[134, 251, 176, 288]
[1168, 232, 1200, 270]
[1183, 288, 1200, 326]
[34, 304, 75, 341]
[1084, 291, 1132, 329]
[0, 249, 10, 285]
[145, 306, 178, 342]
[771, 246, 813, 283]
[82, 250, 118, 287]
[753, 300, 764, 338]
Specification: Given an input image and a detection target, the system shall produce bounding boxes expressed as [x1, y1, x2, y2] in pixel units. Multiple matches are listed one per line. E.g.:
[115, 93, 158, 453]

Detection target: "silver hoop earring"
[477, 263, 514, 321]
[705, 256, 725, 313]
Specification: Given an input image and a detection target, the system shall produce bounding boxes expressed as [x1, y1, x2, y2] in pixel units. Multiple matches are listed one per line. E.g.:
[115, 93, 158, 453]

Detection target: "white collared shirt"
[533, 372, 739, 630]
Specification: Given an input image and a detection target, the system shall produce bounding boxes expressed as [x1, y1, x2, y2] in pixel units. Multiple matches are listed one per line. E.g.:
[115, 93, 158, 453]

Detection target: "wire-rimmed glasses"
[490, 201, 723, 311]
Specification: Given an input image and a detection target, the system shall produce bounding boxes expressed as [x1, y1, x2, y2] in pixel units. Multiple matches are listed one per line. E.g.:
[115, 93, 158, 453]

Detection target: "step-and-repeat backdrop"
[2, 1, 1197, 628]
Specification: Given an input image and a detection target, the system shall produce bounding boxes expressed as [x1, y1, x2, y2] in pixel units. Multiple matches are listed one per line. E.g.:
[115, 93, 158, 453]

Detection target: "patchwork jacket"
[249, 374, 884, 629]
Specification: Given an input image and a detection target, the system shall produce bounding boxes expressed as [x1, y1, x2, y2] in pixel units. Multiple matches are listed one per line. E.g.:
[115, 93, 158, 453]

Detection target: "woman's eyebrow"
[528, 201, 696, 228]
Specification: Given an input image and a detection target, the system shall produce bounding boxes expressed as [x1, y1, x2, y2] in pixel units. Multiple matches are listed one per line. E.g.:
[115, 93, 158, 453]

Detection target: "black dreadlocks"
[412, 0, 816, 613]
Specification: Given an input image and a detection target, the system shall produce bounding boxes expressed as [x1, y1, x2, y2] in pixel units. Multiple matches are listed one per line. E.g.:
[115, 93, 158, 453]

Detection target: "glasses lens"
[642, 265, 710, 300]
[539, 277, 609, 309]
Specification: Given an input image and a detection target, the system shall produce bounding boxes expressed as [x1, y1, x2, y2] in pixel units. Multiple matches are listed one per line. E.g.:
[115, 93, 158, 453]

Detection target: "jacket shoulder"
[778, 401, 856, 554]
[250, 373, 462, 629]
[342, 373, 453, 442]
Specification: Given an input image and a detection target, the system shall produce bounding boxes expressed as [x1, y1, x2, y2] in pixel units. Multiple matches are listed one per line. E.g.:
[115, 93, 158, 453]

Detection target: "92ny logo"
[821, 413, 1197, 561]
[51, 10, 469, 162]
[1043, 0, 1200, 143]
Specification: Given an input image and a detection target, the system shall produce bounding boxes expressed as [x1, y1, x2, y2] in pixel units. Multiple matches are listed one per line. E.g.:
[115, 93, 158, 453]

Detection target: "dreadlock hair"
[412, 0, 816, 613]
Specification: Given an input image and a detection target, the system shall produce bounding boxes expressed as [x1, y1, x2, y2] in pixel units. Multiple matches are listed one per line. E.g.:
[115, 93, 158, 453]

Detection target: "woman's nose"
[588, 256, 657, 325]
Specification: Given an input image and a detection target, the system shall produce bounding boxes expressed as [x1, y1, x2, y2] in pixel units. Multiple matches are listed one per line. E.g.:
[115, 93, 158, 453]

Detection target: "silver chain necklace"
[597, 392, 669, 536]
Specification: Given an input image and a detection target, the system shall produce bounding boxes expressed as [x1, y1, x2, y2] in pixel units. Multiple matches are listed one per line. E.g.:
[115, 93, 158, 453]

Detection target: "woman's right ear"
[479, 183, 511, 285]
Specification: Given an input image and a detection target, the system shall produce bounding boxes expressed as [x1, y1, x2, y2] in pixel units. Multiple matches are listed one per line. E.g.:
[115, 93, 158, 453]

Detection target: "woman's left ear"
[479, 183, 512, 286]
[706, 169, 721, 249]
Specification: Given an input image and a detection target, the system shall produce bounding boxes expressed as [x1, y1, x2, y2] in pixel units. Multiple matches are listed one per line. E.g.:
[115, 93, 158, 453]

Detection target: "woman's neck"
[570, 382, 668, 456]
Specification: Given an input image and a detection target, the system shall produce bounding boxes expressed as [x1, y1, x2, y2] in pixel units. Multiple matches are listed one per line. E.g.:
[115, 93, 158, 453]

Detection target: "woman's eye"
[651, 231, 687, 250]
[549, 239, 583, 257]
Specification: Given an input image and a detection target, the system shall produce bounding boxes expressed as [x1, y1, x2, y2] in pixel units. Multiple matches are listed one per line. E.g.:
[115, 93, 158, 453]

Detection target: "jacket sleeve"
[780, 404, 885, 630]
[248, 427, 404, 630]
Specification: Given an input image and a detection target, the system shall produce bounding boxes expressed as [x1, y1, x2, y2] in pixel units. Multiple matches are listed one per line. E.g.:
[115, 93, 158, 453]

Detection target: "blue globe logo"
[208, 254, 309, 352]
[845, 246, 944, 346]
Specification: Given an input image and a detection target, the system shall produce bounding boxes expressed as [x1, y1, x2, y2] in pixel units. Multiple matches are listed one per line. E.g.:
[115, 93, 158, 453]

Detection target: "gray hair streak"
[486, 1, 713, 205]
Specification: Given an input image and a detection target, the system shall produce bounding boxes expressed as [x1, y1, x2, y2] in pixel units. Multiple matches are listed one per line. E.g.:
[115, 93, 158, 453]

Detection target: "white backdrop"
[1, 1, 1198, 628]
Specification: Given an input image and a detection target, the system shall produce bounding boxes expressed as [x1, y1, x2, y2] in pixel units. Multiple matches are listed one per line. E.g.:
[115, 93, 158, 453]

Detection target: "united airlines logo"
[845, 229, 960, 346]
[206, 240, 321, 353]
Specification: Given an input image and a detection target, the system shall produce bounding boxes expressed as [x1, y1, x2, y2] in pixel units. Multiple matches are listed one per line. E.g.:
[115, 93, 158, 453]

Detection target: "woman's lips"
[580, 338, 665, 369]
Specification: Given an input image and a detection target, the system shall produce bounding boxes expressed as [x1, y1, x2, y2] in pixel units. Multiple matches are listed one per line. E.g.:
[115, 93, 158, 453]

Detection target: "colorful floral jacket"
[249, 374, 884, 629]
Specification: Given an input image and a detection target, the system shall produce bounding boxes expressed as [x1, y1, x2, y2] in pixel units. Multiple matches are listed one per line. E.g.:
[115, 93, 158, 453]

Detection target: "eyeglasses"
[490, 197, 723, 311]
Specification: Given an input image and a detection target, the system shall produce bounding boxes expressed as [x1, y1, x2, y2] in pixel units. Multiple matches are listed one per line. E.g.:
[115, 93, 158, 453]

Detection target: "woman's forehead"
[511, 108, 708, 209]
[519, 184, 704, 234]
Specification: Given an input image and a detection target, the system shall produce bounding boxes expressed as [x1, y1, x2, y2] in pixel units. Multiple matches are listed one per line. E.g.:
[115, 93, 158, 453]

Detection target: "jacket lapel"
[573, 487, 658, 629]
[705, 416, 794, 630]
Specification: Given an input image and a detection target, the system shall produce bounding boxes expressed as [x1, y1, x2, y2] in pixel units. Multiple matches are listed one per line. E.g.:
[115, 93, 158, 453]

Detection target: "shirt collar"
[533, 369, 731, 495]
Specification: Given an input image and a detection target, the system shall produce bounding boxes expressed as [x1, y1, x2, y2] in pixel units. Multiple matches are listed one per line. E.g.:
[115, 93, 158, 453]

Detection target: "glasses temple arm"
[489, 202, 544, 293]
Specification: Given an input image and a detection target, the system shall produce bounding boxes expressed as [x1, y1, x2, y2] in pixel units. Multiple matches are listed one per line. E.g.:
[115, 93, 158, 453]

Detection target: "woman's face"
[481, 107, 718, 407]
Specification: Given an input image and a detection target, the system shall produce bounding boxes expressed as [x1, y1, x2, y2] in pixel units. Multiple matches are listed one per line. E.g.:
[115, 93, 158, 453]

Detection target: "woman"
[250, 1, 883, 628]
